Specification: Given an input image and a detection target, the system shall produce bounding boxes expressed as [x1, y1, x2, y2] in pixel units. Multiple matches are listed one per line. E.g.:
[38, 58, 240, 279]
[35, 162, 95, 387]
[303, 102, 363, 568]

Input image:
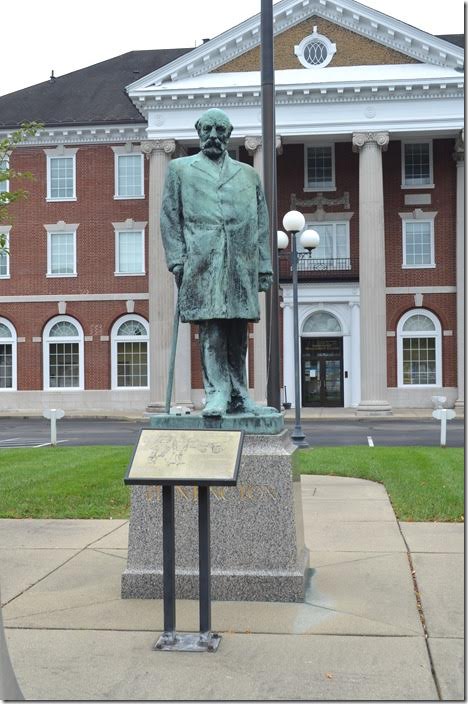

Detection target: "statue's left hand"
[258, 272, 273, 292]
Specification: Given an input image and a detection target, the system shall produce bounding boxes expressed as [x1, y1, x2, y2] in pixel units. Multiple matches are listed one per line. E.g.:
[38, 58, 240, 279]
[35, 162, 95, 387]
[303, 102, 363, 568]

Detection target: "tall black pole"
[290, 234, 307, 447]
[261, 0, 281, 411]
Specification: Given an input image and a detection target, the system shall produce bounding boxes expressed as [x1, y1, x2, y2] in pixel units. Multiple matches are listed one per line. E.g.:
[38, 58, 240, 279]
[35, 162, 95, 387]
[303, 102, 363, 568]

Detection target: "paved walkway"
[0, 477, 464, 701]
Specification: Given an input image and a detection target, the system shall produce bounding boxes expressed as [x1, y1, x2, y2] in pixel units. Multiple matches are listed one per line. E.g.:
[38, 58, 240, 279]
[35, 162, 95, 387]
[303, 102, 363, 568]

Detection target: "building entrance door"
[301, 337, 344, 407]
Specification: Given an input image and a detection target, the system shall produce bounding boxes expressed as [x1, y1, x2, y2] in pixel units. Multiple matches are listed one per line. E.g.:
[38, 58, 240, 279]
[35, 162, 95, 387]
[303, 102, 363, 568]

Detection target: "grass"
[0, 445, 463, 522]
[0, 446, 132, 519]
[298, 446, 464, 522]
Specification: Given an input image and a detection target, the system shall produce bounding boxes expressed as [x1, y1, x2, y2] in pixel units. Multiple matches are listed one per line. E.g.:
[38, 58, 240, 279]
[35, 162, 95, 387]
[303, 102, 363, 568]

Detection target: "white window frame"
[0, 317, 17, 391]
[304, 143, 336, 192]
[0, 226, 11, 278]
[111, 314, 149, 390]
[45, 147, 78, 202]
[400, 210, 437, 269]
[45, 221, 78, 277]
[294, 29, 337, 69]
[43, 315, 84, 391]
[401, 140, 434, 189]
[301, 219, 350, 267]
[0, 152, 10, 194]
[113, 219, 147, 276]
[397, 308, 442, 388]
[112, 145, 145, 199]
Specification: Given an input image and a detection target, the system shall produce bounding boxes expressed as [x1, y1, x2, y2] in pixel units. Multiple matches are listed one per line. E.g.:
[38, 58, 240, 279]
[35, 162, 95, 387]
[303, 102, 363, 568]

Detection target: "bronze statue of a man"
[160, 108, 273, 417]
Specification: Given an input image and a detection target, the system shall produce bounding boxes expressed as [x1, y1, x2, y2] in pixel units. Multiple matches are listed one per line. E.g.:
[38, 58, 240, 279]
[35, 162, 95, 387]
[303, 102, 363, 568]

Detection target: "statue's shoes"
[235, 399, 280, 416]
[202, 394, 229, 417]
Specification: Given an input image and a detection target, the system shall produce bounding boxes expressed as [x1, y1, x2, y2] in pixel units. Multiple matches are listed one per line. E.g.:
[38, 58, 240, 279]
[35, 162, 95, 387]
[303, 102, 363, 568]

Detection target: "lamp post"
[278, 211, 320, 447]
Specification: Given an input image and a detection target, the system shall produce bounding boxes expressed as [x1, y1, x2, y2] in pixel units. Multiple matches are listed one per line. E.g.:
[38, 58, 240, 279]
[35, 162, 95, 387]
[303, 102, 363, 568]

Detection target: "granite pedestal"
[122, 426, 309, 602]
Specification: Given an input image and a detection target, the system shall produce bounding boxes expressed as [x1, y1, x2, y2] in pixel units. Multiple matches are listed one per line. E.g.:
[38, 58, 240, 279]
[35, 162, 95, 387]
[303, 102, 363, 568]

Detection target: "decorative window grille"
[295, 28, 336, 69]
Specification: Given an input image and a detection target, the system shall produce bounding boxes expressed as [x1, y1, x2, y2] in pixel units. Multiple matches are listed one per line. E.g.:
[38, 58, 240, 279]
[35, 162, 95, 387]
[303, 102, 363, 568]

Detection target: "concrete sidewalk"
[1, 477, 464, 701]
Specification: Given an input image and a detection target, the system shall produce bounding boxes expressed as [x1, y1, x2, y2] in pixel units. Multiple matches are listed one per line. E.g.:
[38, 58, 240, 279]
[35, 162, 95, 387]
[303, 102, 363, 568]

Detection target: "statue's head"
[195, 109, 233, 161]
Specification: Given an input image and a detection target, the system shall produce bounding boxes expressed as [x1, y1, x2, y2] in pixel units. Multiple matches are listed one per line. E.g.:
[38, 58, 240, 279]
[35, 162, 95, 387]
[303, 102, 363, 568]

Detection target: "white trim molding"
[126, 0, 463, 94]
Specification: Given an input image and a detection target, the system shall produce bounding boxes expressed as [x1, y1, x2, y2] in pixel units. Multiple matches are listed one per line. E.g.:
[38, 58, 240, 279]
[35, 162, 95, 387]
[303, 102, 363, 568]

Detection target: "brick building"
[0, 0, 464, 414]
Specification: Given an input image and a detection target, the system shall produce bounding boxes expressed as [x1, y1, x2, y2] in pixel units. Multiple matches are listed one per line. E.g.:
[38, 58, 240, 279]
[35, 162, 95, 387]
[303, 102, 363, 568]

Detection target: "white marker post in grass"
[42, 409, 65, 446]
[432, 407, 456, 448]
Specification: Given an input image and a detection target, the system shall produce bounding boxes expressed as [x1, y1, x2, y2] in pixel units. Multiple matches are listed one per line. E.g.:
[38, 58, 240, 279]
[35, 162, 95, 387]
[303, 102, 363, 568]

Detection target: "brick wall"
[384, 139, 456, 287]
[4, 299, 148, 391]
[6, 145, 149, 296]
[215, 16, 418, 73]
[386, 293, 457, 388]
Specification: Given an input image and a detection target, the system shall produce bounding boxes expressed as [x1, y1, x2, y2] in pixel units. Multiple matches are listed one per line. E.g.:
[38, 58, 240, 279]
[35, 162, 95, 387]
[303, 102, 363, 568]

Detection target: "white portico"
[127, 0, 464, 411]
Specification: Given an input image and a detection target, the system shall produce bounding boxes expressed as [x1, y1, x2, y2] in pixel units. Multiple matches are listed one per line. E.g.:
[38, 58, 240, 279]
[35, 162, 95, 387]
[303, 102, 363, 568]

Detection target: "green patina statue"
[160, 108, 274, 417]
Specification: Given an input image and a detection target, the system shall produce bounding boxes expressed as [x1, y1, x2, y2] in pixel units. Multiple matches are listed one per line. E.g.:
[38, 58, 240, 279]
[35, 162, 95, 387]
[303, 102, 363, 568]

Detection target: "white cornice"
[0, 124, 147, 147]
[127, 0, 463, 97]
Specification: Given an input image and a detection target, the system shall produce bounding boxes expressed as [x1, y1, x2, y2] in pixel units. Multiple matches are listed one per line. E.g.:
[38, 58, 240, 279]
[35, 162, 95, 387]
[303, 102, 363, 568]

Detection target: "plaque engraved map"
[125, 429, 244, 486]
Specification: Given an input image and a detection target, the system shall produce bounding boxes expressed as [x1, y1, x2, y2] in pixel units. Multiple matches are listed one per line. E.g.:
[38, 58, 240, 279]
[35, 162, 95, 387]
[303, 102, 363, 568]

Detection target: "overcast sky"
[0, 0, 464, 97]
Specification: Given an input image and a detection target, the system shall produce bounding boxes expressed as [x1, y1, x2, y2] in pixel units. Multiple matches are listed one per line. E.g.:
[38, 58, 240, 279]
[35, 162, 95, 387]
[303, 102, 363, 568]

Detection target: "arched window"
[111, 315, 149, 389]
[43, 316, 84, 390]
[302, 311, 342, 335]
[397, 309, 442, 387]
[0, 318, 17, 390]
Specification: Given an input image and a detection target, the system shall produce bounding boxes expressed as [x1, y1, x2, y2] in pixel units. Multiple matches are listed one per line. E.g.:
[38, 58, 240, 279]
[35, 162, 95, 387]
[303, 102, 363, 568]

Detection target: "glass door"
[301, 337, 343, 407]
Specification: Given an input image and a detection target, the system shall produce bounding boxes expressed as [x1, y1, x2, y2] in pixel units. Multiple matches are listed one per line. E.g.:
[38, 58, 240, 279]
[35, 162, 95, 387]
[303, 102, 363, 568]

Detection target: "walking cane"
[165, 295, 180, 414]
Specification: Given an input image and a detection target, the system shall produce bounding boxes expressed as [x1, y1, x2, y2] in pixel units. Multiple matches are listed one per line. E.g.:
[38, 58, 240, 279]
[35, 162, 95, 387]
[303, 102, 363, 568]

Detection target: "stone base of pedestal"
[122, 430, 308, 602]
[356, 400, 392, 416]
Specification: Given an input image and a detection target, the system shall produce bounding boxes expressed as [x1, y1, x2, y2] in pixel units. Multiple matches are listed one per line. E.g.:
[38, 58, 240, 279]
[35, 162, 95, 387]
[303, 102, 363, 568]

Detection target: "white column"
[352, 132, 392, 415]
[454, 130, 464, 409]
[245, 136, 267, 403]
[142, 139, 192, 411]
[282, 302, 295, 407]
[349, 301, 361, 407]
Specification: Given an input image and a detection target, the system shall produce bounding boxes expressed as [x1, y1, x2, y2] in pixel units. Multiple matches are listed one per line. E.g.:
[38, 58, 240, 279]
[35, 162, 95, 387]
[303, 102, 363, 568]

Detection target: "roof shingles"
[0, 49, 191, 129]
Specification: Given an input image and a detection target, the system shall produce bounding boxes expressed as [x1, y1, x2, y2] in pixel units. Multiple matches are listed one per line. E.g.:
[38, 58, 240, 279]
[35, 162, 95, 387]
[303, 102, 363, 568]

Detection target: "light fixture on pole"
[278, 211, 320, 447]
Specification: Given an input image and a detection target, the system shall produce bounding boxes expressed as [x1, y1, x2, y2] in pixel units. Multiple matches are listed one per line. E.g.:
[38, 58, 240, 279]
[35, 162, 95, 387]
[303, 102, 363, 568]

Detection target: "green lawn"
[0, 445, 463, 522]
[298, 446, 464, 522]
[0, 446, 132, 519]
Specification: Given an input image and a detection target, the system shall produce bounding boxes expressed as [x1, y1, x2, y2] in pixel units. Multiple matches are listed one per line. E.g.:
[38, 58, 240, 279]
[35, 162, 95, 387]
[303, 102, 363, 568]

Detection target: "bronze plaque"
[125, 429, 244, 486]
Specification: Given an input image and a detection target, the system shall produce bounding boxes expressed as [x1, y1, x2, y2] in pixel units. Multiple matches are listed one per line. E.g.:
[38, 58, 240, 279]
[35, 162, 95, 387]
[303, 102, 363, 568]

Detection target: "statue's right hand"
[172, 264, 184, 289]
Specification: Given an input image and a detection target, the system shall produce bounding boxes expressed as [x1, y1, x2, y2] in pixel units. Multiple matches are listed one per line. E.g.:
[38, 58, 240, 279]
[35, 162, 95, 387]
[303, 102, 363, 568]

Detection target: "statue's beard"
[201, 138, 226, 159]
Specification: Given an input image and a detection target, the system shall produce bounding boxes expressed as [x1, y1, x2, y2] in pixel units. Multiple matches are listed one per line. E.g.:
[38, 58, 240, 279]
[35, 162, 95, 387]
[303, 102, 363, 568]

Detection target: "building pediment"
[127, 0, 463, 96]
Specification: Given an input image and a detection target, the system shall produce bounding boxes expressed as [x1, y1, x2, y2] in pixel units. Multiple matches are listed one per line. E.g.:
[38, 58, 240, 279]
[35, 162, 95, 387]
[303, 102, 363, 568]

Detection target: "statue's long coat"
[160, 151, 272, 323]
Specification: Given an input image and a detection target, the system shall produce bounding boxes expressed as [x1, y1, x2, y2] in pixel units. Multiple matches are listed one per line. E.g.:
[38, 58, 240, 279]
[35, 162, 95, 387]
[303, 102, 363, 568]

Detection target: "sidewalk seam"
[397, 521, 443, 702]
[1, 522, 129, 609]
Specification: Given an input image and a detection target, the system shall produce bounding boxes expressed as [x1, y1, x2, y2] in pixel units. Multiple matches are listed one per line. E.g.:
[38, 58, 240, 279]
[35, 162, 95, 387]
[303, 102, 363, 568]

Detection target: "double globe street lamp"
[278, 210, 320, 447]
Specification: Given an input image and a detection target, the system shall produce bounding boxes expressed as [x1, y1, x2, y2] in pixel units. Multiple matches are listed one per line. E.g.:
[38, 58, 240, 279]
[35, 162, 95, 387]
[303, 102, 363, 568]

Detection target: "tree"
[0, 122, 43, 251]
